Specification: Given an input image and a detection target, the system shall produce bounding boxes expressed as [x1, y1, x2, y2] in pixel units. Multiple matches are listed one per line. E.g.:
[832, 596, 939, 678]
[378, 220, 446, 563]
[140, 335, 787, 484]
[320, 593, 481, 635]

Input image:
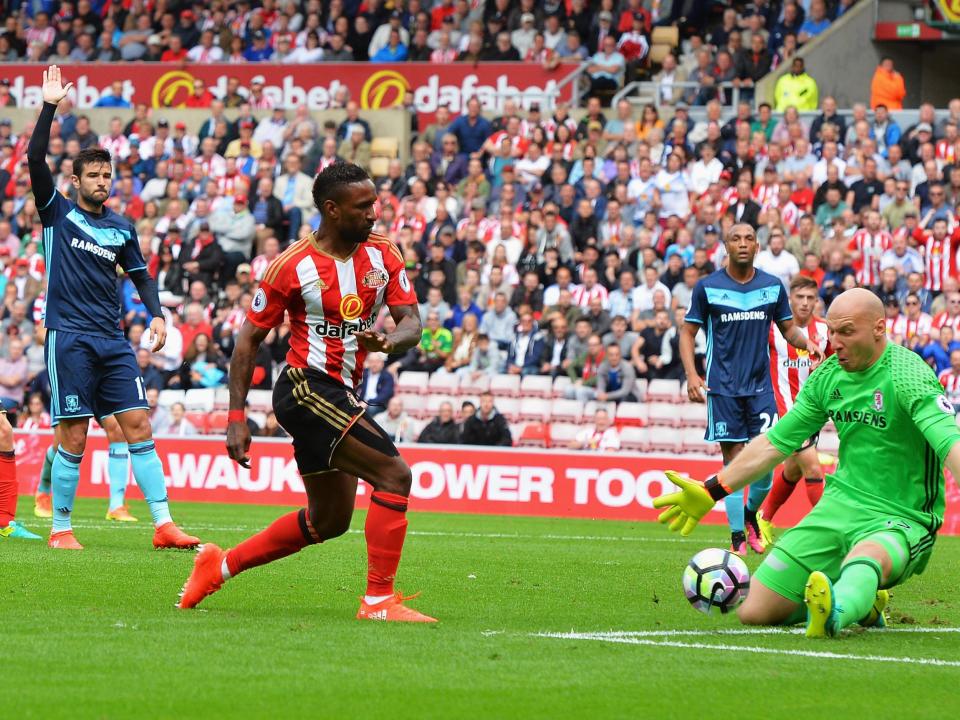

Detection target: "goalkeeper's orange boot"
[106, 505, 138, 522]
[357, 592, 438, 623]
[177, 543, 226, 609]
[48, 530, 83, 550]
[153, 522, 200, 549]
[34, 492, 52, 518]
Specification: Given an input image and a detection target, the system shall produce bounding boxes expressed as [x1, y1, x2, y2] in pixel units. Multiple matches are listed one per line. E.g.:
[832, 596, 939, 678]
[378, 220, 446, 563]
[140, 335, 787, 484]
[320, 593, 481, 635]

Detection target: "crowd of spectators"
[2, 0, 958, 448]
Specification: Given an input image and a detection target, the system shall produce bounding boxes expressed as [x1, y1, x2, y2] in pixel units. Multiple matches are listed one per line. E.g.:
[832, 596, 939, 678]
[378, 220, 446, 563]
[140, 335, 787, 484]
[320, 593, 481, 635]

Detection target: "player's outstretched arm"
[28, 66, 71, 210]
[226, 320, 271, 468]
[653, 435, 787, 535]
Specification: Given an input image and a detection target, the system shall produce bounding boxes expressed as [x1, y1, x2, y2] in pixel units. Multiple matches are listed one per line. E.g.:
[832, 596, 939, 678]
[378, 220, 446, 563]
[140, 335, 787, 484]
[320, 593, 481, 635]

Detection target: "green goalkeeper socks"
[833, 559, 882, 630]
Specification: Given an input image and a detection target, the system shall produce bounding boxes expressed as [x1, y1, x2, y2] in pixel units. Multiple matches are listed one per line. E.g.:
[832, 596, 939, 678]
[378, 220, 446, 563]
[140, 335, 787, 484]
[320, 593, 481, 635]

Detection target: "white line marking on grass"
[535, 631, 960, 667]
[545, 627, 960, 639]
[66, 522, 703, 543]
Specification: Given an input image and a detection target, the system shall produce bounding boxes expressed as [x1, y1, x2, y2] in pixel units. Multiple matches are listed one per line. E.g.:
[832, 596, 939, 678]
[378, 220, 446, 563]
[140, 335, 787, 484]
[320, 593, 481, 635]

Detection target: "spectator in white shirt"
[570, 408, 621, 451]
[634, 265, 672, 317]
[755, 231, 800, 288]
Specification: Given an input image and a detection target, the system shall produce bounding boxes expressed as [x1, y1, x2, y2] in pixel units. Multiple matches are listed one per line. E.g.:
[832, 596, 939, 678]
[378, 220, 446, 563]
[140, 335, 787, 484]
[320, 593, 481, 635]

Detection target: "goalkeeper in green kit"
[654, 288, 960, 638]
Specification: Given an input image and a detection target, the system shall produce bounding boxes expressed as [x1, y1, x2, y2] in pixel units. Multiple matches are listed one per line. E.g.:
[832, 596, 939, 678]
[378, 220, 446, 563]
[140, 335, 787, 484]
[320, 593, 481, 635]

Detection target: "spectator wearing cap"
[245, 31, 274, 62]
[173, 9, 201, 48]
[225, 120, 262, 160]
[247, 76, 274, 109]
[586, 9, 618, 55]
[368, 10, 410, 59]
[371, 26, 408, 61]
[274, 154, 315, 243]
[511, 12, 537, 57]
[617, 13, 650, 81]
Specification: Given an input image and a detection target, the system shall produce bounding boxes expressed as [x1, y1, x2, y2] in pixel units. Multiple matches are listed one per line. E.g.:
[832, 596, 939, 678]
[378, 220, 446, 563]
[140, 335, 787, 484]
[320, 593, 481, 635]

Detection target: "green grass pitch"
[3, 496, 960, 719]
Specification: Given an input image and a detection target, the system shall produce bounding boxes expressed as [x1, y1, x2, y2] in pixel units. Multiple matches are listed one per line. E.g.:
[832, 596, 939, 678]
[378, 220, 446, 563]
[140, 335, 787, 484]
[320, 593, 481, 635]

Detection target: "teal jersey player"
[653, 288, 960, 638]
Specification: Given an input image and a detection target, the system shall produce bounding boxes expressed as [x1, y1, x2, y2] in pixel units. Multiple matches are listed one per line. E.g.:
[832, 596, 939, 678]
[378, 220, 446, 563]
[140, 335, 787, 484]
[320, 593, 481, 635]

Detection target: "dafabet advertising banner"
[0, 62, 575, 120]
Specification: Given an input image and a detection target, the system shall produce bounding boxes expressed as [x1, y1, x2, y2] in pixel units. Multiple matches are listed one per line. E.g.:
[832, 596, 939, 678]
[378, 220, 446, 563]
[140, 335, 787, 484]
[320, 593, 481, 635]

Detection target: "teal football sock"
[108, 442, 129, 511]
[724, 488, 745, 533]
[37, 444, 55, 495]
[128, 440, 172, 527]
[746, 472, 773, 512]
[51, 448, 82, 533]
[834, 559, 882, 631]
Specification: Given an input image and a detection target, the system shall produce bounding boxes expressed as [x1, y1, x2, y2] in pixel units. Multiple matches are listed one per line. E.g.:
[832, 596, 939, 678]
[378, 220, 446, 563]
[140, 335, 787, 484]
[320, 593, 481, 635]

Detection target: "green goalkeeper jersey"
[766, 342, 960, 533]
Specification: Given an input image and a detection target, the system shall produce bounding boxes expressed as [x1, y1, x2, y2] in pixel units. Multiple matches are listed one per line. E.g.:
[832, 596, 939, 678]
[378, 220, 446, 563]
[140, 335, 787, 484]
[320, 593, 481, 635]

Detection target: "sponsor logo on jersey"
[826, 408, 887, 428]
[313, 315, 376, 339]
[252, 288, 267, 313]
[873, 390, 884, 412]
[362, 268, 389, 289]
[720, 310, 767, 322]
[339, 293, 364, 321]
[64, 395, 80, 413]
[780, 357, 814, 369]
[70, 237, 117, 262]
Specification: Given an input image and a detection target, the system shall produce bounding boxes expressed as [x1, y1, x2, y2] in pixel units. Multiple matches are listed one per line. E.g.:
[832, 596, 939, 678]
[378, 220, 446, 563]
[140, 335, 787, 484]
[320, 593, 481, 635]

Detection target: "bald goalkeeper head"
[825, 288, 887, 372]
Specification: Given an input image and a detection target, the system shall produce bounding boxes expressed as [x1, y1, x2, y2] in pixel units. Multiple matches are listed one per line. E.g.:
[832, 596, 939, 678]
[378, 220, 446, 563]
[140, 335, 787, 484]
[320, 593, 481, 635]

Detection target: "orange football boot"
[106, 505, 139, 522]
[48, 530, 84, 550]
[356, 592, 438, 623]
[153, 522, 201, 549]
[177, 543, 226, 609]
[34, 492, 52, 518]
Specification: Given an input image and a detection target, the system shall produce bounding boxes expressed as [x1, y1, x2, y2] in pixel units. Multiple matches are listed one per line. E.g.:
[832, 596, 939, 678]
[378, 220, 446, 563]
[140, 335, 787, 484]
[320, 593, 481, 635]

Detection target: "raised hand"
[41, 65, 73, 105]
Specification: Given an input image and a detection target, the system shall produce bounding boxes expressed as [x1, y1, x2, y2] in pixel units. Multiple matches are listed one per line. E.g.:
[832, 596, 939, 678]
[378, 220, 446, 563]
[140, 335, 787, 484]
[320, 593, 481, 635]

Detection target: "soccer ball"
[682, 548, 750, 614]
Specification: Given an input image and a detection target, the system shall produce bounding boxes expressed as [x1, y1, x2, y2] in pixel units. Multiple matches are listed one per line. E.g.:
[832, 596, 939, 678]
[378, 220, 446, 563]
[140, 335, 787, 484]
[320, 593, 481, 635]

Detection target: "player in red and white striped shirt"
[847, 211, 892, 287]
[759, 275, 831, 542]
[179, 163, 436, 623]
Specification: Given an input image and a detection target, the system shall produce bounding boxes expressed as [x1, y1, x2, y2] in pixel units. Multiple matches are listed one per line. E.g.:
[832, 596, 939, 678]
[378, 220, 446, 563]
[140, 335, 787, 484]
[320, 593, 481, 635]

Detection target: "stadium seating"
[645, 379, 684, 404]
[397, 372, 430, 395]
[489, 374, 521, 398]
[520, 375, 554, 398]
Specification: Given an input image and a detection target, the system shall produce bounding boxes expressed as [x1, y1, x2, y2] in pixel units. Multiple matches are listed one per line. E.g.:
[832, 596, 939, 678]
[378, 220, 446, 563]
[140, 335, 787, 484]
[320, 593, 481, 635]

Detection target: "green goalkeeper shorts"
[754, 487, 937, 603]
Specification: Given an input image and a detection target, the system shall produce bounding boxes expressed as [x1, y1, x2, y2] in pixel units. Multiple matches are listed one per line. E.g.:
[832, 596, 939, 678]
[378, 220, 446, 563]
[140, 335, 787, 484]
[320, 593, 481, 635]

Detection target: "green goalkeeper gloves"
[652, 471, 719, 536]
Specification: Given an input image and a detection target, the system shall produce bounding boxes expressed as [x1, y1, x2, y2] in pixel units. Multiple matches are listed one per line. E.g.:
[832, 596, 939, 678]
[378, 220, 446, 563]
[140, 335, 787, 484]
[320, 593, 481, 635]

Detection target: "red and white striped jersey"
[936, 139, 957, 165]
[485, 131, 529, 156]
[752, 182, 778, 210]
[246, 232, 416, 389]
[933, 310, 960, 334]
[891, 313, 933, 344]
[768, 316, 830, 416]
[939, 367, 960, 405]
[885, 314, 898, 339]
[915, 228, 960, 292]
[847, 229, 892, 287]
[571, 283, 610, 308]
[779, 200, 800, 233]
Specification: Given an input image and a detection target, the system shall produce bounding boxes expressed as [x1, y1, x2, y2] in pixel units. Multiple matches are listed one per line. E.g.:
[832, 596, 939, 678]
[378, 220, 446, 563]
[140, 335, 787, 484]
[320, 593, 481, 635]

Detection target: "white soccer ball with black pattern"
[683, 548, 750, 614]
